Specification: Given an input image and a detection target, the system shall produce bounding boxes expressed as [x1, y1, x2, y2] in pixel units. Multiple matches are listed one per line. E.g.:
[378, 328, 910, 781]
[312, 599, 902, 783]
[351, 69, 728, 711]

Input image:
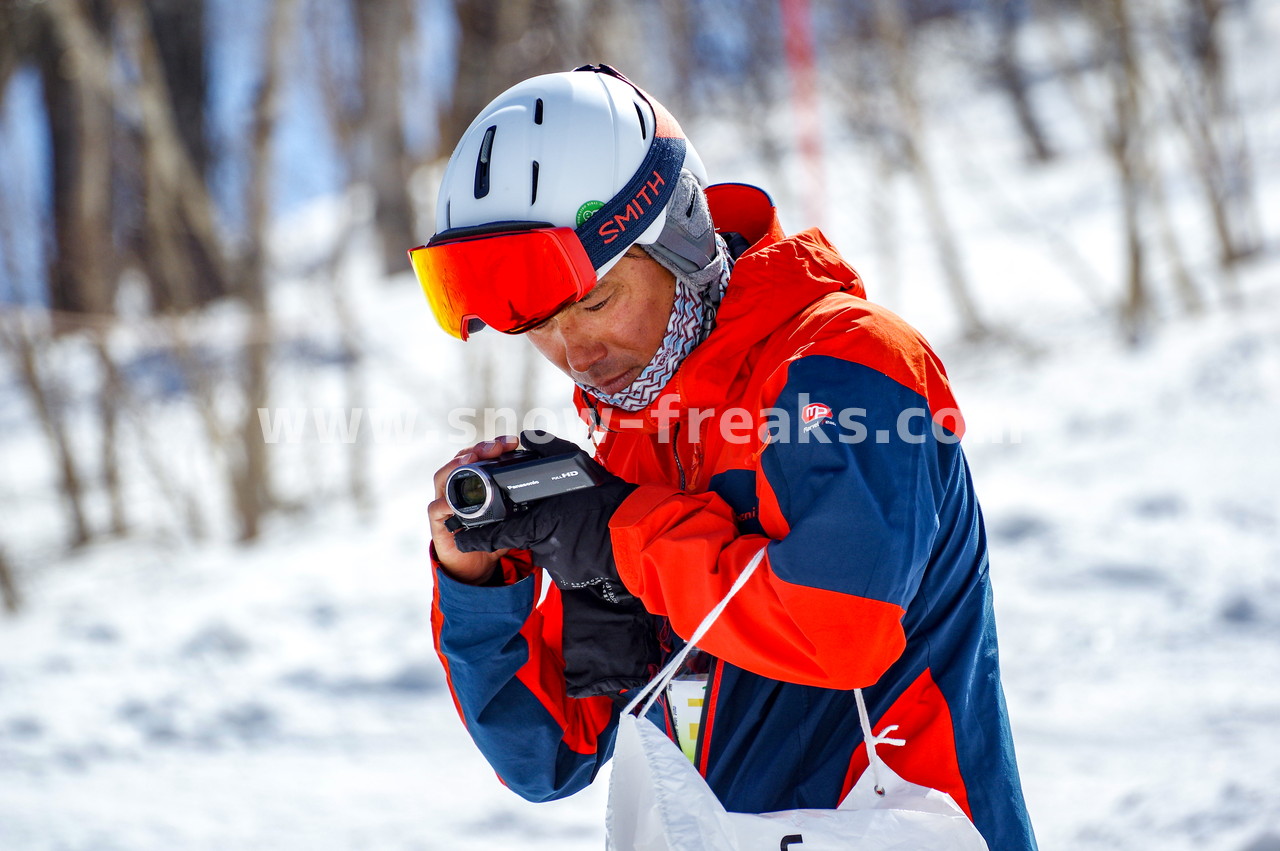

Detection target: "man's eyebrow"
[581, 277, 617, 302]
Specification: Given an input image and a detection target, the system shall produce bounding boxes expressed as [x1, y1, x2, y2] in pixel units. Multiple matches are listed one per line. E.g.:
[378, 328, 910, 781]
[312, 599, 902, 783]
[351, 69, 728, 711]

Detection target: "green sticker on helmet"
[575, 200, 604, 227]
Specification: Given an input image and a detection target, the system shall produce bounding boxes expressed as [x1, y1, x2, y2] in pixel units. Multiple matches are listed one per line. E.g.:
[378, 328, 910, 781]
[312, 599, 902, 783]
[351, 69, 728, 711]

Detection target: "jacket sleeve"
[431, 549, 618, 801]
[610, 353, 956, 690]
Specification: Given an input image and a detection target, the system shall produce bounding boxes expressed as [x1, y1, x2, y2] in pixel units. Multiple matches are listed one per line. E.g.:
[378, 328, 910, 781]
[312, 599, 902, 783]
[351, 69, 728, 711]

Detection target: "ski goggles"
[409, 221, 598, 340]
[414, 64, 688, 340]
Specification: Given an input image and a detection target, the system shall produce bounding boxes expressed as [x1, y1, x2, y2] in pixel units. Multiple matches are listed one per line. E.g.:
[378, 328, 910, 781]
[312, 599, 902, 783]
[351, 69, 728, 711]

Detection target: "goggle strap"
[428, 219, 555, 246]
[573, 135, 685, 270]
[570, 65, 688, 271]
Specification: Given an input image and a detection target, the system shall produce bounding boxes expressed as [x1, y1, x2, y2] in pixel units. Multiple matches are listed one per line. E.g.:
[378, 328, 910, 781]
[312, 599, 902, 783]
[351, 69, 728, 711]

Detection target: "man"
[414, 65, 1038, 849]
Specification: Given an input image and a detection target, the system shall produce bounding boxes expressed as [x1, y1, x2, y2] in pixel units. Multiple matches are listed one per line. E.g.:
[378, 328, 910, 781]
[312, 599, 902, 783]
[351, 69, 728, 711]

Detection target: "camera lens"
[447, 469, 490, 514]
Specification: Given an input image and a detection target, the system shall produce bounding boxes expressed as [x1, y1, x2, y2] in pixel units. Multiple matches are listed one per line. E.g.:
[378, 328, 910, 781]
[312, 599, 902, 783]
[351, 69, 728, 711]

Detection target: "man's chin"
[587, 370, 638, 397]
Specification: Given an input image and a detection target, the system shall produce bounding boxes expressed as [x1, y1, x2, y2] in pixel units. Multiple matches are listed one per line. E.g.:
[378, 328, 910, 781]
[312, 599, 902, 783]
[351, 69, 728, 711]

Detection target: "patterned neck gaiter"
[580, 237, 732, 412]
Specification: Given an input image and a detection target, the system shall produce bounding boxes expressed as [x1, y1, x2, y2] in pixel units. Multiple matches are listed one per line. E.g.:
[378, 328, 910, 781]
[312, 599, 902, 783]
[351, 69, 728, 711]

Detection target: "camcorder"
[444, 446, 607, 529]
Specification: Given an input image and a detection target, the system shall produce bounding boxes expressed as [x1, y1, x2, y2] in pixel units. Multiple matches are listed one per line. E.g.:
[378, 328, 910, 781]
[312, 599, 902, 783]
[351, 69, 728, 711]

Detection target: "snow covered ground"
[4, 9, 1280, 850]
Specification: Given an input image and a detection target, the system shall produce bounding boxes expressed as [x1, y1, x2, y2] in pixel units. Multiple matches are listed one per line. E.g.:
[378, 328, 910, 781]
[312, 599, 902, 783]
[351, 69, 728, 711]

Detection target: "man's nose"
[562, 329, 607, 375]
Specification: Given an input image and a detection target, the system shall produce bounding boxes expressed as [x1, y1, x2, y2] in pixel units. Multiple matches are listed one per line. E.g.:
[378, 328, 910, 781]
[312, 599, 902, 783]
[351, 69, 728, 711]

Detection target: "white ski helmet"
[434, 64, 713, 289]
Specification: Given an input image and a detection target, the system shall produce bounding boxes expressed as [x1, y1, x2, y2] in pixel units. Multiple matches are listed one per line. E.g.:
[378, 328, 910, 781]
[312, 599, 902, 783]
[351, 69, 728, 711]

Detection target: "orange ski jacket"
[432, 183, 1037, 849]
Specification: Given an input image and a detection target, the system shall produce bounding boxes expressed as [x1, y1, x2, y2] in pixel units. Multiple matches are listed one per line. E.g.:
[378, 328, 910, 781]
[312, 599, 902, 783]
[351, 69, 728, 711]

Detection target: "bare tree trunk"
[1147, 155, 1202, 315]
[37, 0, 117, 321]
[825, 9, 903, 307]
[992, 0, 1055, 163]
[868, 145, 901, 307]
[910, 148, 989, 340]
[38, 0, 130, 534]
[233, 0, 298, 542]
[1, 5, 95, 549]
[143, 0, 208, 174]
[658, 0, 695, 116]
[44, 0, 231, 315]
[0, 2, 32, 93]
[139, 0, 227, 307]
[1172, 0, 1258, 299]
[442, 0, 567, 155]
[1039, 0, 1167, 334]
[0, 544, 19, 614]
[95, 339, 127, 535]
[354, 0, 417, 276]
[54, 0, 287, 542]
[40, 0, 225, 315]
[871, 0, 988, 340]
[339, 305, 371, 516]
[237, 319, 272, 543]
[1117, 152, 1147, 343]
[1187, 0, 1225, 107]
[121, 373, 208, 540]
[110, 0, 246, 536]
[311, 2, 384, 514]
[1092, 0, 1151, 342]
[2, 317, 91, 547]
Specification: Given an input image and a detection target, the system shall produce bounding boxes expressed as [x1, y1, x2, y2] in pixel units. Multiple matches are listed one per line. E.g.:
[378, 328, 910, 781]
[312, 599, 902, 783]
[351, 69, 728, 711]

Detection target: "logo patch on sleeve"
[800, 401, 834, 436]
[801, 402, 833, 424]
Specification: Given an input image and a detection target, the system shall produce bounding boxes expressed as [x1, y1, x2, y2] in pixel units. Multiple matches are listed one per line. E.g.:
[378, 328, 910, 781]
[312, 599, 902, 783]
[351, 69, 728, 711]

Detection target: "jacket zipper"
[672, 422, 687, 491]
[693, 657, 722, 776]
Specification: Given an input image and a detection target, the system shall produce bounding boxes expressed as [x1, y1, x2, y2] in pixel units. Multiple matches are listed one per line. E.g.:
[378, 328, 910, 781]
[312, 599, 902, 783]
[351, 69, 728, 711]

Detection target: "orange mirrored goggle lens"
[409, 225, 597, 340]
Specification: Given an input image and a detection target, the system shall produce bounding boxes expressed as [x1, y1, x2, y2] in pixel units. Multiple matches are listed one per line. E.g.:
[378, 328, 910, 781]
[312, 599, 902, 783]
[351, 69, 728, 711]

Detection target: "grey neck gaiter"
[579, 235, 732, 412]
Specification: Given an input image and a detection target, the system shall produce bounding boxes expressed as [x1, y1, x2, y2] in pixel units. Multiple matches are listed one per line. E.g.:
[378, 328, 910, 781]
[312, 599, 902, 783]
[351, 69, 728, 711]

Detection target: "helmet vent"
[634, 102, 647, 139]
[534, 98, 544, 125]
[474, 125, 497, 199]
[530, 161, 540, 204]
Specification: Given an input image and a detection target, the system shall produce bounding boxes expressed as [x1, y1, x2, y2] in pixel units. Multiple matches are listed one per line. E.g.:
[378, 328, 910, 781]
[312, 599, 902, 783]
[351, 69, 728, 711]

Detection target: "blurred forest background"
[0, 0, 1267, 610]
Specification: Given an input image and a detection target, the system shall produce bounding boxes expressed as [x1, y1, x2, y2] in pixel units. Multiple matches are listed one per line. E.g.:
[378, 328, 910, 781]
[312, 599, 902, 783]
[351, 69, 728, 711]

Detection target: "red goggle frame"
[409, 221, 597, 340]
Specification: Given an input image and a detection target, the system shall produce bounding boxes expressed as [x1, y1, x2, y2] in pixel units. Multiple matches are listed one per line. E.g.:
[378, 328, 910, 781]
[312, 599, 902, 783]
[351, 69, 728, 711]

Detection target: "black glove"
[453, 430, 638, 603]
[560, 587, 663, 699]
